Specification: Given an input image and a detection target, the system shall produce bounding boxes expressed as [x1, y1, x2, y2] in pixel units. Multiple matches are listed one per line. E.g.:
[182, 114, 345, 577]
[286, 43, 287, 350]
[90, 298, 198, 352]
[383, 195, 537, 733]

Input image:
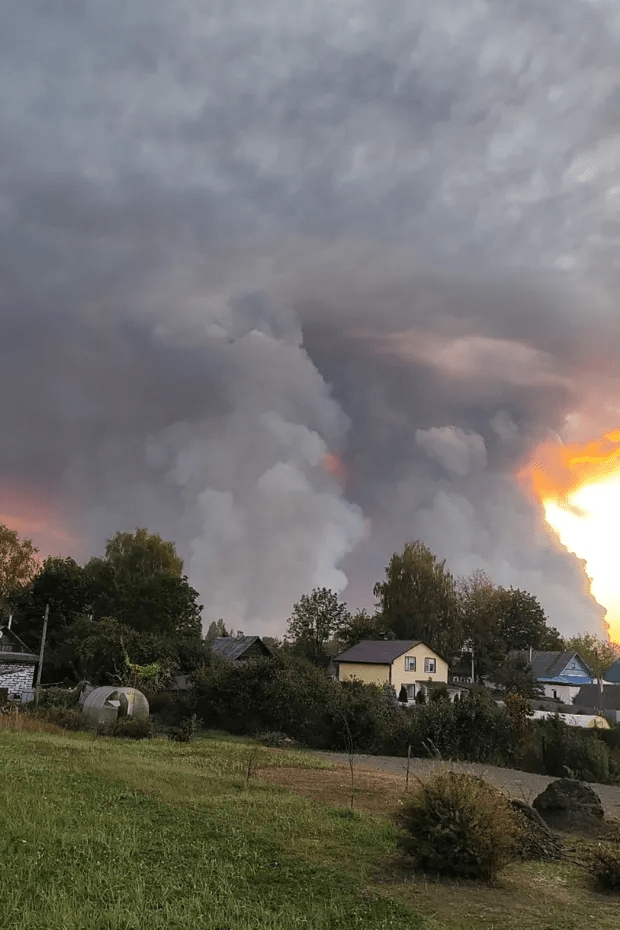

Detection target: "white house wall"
[0, 663, 36, 698]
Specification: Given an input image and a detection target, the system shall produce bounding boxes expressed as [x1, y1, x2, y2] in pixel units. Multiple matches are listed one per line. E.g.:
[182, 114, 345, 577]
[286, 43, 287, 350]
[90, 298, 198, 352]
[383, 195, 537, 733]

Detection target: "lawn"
[0, 726, 618, 930]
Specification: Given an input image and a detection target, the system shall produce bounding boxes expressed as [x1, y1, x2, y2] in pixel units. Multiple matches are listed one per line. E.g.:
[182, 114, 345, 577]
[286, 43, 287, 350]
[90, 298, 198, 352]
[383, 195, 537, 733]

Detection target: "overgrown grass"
[0, 729, 420, 930]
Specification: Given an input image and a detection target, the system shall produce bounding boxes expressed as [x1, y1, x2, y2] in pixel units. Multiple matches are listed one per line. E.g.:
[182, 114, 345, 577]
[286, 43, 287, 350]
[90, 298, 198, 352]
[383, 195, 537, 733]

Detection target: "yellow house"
[334, 640, 449, 701]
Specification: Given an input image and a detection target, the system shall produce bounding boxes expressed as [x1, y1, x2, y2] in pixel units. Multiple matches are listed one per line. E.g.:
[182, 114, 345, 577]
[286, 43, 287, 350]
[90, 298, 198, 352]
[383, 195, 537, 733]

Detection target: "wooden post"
[34, 604, 49, 709]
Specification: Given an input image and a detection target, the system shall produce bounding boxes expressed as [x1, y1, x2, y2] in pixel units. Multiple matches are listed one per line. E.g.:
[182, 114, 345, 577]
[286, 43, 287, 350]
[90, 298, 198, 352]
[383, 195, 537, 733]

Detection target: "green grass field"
[1, 727, 618, 930]
[0, 728, 419, 930]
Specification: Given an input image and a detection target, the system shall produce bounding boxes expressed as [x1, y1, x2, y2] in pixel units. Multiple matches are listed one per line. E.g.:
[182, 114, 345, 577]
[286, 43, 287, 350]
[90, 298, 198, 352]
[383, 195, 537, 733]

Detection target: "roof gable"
[209, 636, 272, 661]
[0, 626, 37, 661]
[335, 640, 442, 665]
[529, 650, 593, 682]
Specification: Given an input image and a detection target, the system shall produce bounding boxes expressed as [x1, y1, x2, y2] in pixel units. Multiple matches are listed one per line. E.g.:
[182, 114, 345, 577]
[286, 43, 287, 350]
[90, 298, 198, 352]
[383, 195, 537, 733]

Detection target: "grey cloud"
[1, 1, 619, 635]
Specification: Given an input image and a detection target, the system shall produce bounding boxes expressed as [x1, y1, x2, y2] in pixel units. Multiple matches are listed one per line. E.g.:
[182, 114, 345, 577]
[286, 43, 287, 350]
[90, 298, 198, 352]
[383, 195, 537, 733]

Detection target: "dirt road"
[306, 750, 620, 819]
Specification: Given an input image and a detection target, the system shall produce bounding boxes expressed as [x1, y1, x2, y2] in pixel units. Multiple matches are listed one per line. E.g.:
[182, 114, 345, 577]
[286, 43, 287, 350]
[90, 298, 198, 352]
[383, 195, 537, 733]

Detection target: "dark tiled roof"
[605, 658, 620, 683]
[574, 684, 620, 711]
[334, 640, 424, 664]
[209, 636, 271, 661]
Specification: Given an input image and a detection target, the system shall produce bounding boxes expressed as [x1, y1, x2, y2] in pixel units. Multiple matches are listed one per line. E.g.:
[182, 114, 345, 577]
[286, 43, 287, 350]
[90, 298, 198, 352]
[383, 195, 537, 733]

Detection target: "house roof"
[527, 650, 593, 682]
[0, 626, 38, 663]
[605, 657, 620, 683]
[334, 640, 432, 665]
[574, 684, 620, 711]
[209, 635, 271, 661]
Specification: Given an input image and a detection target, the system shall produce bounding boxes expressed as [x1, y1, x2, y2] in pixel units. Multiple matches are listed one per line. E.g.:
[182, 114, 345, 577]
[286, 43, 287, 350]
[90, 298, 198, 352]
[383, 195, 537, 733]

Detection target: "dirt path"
[303, 751, 620, 819]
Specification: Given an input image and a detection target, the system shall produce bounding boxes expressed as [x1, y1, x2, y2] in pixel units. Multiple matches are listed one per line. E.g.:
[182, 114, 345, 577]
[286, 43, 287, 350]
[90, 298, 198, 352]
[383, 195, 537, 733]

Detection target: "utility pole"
[34, 603, 49, 709]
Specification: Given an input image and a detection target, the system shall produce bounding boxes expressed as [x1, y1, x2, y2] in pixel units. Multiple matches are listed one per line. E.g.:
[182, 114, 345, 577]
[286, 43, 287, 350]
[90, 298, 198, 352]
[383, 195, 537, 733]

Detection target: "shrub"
[36, 686, 79, 709]
[169, 714, 200, 742]
[589, 845, 620, 892]
[98, 715, 153, 740]
[37, 707, 88, 731]
[540, 716, 611, 782]
[397, 771, 522, 881]
[407, 692, 514, 763]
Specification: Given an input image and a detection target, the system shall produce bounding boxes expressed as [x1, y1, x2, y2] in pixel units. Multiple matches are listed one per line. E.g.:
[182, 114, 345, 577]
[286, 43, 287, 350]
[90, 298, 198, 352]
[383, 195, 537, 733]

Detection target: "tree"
[206, 619, 231, 641]
[336, 609, 394, 651]
[457, 570, 506, 682]
[489, 653, 543, 699]
[495, 587, 562, 652]
[561, 633, 620, 680]
[104, 528, 183, 580]
[398, 684, 408, 704]
[286, 588, 350, 667]
[373, 541, 462, 658]
[0, 524, 39, 615]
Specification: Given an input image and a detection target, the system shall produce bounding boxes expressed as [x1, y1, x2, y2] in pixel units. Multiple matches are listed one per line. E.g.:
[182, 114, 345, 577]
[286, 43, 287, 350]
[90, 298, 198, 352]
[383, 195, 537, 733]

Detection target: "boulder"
[509, 799, 564, 860]
[532, 778, 605, 835]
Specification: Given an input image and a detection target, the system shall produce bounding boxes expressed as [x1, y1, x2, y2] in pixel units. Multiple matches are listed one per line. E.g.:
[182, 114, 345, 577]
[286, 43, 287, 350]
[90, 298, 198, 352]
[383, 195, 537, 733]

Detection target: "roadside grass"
[0, 729, 421, 930]
[1, 729, 619, 930]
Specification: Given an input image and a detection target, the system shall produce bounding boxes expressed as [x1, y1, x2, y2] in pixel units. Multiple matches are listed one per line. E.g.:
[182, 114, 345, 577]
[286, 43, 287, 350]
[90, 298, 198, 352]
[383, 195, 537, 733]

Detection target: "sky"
[2, 0, 620, 636]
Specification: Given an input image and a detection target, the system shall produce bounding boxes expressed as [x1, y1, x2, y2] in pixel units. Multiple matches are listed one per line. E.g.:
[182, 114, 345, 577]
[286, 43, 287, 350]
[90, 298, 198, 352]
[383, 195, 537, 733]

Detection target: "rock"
[532, 779, 606, 835]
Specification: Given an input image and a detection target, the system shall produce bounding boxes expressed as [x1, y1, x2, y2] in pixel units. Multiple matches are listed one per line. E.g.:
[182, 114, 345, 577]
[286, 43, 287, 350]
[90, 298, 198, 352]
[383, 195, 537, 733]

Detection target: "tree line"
[1, 524, 617, 691]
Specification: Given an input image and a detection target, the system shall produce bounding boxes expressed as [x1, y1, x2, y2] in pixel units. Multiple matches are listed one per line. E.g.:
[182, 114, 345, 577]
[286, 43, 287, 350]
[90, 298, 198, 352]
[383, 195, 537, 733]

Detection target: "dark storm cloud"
[1, 0, 620, 632]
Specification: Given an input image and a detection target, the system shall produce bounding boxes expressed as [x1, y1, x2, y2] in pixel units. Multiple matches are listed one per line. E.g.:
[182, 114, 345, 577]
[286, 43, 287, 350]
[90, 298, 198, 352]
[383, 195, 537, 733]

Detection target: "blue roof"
[539, 675, 594, 686]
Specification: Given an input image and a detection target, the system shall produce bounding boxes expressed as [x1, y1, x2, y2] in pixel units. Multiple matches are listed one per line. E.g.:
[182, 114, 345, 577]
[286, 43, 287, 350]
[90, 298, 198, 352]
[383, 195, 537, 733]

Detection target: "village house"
[209, 633, 273, 662]
[333, 640, 449, 702]
[527, 650, 594, 703]
[0, 624, 38, 703]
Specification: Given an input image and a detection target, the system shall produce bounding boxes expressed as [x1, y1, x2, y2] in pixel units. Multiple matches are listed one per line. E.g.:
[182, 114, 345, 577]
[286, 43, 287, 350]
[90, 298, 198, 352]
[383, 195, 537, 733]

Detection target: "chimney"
[236, 630, 244, 639]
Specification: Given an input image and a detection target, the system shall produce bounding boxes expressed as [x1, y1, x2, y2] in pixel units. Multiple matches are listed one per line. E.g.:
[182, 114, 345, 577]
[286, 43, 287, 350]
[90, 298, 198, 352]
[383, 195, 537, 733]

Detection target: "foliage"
[0, 523, 39, 613]
[337, 609, 394, 651]
[169, 714, 200, 742]
[540, 715, 612, 783]
[286, 587, 350, 667]
[35, 707, 88, 731]
[397, 771, 521, 880]
[490, 653, 544, 699]
[457, 570, 506, 681]
[103, 527, 183, 580]
[406, 691, 516, 763]
[373, 541, 462, 659]
[398, 684, 408, 704]
[496, 587, 562, 651]
[504, 691, 533, 746]
[205, 618, 232, 640]
[561, 633, 620, 678]
[98, 715, 154, 739]
[589, 845, 620, 892]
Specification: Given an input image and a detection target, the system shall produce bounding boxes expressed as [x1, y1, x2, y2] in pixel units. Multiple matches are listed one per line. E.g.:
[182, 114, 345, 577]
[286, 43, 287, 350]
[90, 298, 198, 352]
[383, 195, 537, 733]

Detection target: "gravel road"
[308, 751, 620, 820]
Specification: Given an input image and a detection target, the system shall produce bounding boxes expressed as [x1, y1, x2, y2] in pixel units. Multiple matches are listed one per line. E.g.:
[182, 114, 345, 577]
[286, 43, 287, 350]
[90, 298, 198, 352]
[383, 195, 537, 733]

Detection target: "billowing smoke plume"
[2, 1, 620, 635]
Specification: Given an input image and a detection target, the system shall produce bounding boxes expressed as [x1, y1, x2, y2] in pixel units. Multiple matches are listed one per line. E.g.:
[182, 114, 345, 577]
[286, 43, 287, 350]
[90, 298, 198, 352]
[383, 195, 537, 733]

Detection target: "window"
[424, 657, 436, 674]
[405, 656, 416, 672]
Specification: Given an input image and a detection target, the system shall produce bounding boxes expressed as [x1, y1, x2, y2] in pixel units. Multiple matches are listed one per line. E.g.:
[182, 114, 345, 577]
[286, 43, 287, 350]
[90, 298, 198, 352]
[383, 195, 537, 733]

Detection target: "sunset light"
[523, 433, 620, 645]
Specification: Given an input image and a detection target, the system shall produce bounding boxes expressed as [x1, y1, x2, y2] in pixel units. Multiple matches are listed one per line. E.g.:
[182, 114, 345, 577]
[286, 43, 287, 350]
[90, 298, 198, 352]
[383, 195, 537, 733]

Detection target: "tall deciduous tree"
[286, 587, 349, 666]
[104, 528, 183, 580]
[373, 541, 462, 658]
[0, 524, 39, 613]
[457, 570, 506, 681]
[496, 587, 562, 652]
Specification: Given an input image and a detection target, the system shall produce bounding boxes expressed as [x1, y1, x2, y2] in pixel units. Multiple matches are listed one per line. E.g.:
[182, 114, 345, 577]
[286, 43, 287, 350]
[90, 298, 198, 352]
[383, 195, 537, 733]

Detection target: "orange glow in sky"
[522, 432, 620, 645]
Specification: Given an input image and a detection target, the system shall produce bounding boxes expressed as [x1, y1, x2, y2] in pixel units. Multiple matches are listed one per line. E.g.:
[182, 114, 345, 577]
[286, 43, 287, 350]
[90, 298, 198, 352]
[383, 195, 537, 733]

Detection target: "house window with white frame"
[405, 656, 416, 672]
[424, 657, 436, 674]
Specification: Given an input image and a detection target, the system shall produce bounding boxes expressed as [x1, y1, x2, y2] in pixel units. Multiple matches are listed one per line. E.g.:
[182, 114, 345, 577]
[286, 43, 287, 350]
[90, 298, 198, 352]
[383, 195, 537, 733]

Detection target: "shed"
[0, 625, 38, 702]
[82, 686, 149, 727]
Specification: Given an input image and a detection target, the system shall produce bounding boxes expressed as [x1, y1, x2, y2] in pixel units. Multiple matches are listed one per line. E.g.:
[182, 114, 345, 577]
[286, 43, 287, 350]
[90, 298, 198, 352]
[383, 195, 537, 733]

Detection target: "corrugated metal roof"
[209, 636, 271, 661]
[334, 640, 424, 664]
[539, 675, 594, 686]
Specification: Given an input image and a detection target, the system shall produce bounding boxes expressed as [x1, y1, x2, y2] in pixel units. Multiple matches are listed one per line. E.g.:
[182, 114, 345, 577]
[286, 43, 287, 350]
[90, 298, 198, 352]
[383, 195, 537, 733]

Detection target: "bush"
[397, 771, 522, 881]
[406, 692, 515, 763]
[589, 845, 620, 892]
[97, 715, 153, 740]
[36, 686, 80, 709]
[540, 716, 612, 782]
[36, 707, 88, 731]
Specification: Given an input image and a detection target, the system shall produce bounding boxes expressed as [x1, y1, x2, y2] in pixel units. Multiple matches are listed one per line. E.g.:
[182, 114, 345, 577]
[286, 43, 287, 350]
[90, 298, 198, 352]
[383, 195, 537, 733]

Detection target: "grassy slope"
[1, 729, 618, 930]
[0, 730, 420, 930]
